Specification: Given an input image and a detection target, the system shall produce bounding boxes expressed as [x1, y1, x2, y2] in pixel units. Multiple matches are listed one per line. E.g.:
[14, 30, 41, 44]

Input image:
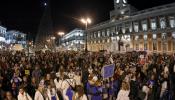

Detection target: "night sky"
[0, 0, 175, 39]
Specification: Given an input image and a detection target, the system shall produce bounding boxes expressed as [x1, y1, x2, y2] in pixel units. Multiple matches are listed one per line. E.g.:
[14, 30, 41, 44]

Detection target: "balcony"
[61, 36, 85, 43]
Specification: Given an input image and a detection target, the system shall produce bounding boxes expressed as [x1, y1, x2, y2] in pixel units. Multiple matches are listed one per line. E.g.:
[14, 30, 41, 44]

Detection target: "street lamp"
[81, 17, 91, 52]
[58, 32, 65, 36]
[51, 36, 56, 52]
[57, 32, 65, 49]
[46, 39, 51, 43]
[118, 28, 123, 53]
[27, 41, 32, 56]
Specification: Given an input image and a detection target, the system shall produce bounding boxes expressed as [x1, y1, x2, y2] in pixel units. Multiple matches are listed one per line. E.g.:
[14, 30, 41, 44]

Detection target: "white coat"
[54, 79, 64, 91]
[62, 79, 75, 100]
[116, 90, 130, 100]
[34, 91, 45, 100]
[17, 92, 32, 100]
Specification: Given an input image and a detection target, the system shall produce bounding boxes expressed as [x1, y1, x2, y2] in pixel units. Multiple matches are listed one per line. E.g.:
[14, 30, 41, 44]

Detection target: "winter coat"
[116, 90, 130, 100]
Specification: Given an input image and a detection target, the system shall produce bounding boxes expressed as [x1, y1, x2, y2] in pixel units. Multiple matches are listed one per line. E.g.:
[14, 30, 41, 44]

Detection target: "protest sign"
[101, 64, 115, 79]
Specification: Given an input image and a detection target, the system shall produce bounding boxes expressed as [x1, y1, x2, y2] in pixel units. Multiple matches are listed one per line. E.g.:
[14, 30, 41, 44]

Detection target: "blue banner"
[101, 64, 115, 79]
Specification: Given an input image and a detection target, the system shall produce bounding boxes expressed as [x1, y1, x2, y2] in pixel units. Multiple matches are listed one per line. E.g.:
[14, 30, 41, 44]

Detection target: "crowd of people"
[0, 50, 175, 100]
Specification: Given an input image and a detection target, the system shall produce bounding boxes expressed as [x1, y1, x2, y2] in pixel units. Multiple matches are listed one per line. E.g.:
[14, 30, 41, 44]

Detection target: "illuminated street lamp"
[81, 17, 91, 52]
[57, 32, 65, 36]
[51, 36, 56, 40]
[47, 39, 51, 43]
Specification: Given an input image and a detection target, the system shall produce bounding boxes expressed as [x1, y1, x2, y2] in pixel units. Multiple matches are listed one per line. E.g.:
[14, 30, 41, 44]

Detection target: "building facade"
[61, 28, 84, 51]
[87, 0, 175, 54]
[5, 30, 27, 47]
[0, 25, 7, 48]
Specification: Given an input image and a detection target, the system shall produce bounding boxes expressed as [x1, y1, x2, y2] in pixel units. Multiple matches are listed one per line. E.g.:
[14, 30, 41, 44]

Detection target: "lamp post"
[27, 41, 32, 56]
[81, 18, 91, 52]
[57, 32, 65, 50]
[118, 28, 123, 53]
[51, 36, 56, 52]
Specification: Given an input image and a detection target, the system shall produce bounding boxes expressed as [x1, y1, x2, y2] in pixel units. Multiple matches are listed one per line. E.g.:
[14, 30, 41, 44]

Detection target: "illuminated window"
[102, 31, 105, 37]
[169, 17, 175, 28]
[116, 0, 127, 4]
[115, 26, 118, 34]
[94, 32, 96, 38]
[129, 23, 133, 32]
[135, 35, 139, 40]
[107, 39, 110, 43]
[144, 35, 147, 40]
[151, 19, 157, 30]
[98, 31, 101, 38]
[80, 33, 83, 36]
[162, 33, 166, 40]
[173, 32, 175, 39]
[160, 17, 166, 29]
[122, 25, 126, 34]
[107, 29, 110, 36]
[134, 22, 139, 32]
[153, 34, 157, 39]
[111, 27, 115, 36]
[142, 23, 147, 31]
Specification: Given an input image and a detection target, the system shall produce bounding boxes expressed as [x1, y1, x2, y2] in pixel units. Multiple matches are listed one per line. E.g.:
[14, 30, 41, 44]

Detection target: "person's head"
[153, 67, 157, 73]
[31, 77, 36, 84]
[35, 65, 39, 70]
[19, 85, 25, 94]
[151, 74, 155, 80]
[46, 74, 51, 80]
[121, 81, 129, 91]
[37, 85, 44, 92]
[23, 76, 28, 82]
[76, 85, 84, 97]
[6, 91, 13, 100]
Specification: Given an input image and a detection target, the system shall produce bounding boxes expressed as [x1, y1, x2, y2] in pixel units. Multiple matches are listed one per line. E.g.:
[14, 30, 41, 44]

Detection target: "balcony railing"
[61, 36, 85, 43]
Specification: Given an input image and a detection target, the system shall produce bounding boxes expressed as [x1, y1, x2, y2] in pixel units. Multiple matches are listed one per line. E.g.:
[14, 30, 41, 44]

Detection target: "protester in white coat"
[17, 86, 32, 100]
[116, 81, 130, 100]
[62, 73, 76, 100]
[34, 80, 46, 100]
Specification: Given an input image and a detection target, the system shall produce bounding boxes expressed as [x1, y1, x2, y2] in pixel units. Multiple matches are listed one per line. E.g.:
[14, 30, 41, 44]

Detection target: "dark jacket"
[129, 80, 138, 100]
